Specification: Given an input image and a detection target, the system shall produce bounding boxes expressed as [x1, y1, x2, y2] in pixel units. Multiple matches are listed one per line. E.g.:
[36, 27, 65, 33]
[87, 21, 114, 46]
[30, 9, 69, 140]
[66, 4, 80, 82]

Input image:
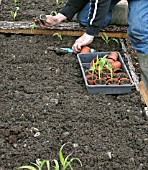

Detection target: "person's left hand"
[72, 33, 94, 53]
[33, 13, 67, 28]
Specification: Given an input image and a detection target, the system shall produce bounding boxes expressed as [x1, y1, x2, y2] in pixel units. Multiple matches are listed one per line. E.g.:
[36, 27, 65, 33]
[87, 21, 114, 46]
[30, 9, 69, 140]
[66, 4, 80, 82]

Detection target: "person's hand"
[72, 33, 94, 53]
[33, 13, 67, 28]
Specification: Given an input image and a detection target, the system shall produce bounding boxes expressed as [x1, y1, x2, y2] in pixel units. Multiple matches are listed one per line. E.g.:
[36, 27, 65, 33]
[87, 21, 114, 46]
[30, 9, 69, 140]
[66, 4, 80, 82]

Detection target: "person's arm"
[60, 0, 89, 21]
[86, 0, 111, 36]
[72, 0, 112, 53]
[35, 0, 88, 28]
[60, 0, 111, 36]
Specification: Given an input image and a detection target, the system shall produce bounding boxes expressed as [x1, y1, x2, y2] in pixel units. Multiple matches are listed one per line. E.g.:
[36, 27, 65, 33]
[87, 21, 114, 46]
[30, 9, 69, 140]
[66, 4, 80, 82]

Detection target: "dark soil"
[0, 0, 66, 21]
[0, 1, 148, 170]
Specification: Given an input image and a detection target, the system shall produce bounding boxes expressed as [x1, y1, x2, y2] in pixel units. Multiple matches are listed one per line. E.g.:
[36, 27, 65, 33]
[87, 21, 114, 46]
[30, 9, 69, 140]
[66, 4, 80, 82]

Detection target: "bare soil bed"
[0, 0, 148, 170]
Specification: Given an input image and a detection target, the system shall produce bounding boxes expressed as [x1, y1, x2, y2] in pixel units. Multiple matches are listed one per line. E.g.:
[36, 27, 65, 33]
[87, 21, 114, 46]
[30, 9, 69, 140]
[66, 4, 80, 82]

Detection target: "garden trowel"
[47, 46, 95, 54]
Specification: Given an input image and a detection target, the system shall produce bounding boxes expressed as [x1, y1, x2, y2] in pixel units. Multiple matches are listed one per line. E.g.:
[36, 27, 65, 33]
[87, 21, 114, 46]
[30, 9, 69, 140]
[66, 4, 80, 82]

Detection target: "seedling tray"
[77, 52, 134, 94]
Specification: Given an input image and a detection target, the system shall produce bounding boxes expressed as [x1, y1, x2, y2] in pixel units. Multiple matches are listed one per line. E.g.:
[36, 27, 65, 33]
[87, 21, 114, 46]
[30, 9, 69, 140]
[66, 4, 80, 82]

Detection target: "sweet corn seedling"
[10, 7, 19, 20]
[13, 0, 19, 5]
[18, 159, 50, 170]
[89, 60, 96, 80]
[50, 11, 58, 16]
[52, 143, 82, 170]
[95, 54, 113, 79]
[53, 32, 63, 41]
[31, 23, 36, 31]
[55, 0, 63, 5]
[17, 143, 82, 170]
[101, 32, 118, 45]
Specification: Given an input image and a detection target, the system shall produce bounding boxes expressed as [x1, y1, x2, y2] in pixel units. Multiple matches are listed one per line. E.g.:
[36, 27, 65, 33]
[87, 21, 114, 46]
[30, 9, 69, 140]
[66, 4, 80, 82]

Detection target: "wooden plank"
[0, 28, 128, 38]
[0, 21, 127, 32]
[0, 21, 128, 38]
[138, 81, 148, 107]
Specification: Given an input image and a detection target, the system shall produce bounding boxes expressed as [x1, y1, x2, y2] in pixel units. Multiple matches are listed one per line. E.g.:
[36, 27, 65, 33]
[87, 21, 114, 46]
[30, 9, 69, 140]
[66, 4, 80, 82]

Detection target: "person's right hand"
[72, 33, 94, 53]
[34, 13, 67, 28]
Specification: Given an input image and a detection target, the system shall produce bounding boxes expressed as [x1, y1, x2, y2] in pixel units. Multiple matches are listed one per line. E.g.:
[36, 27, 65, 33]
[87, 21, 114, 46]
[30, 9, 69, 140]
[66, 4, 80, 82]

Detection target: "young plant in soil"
[86, 60, 97, 85]
[53, 32, 63, 45]
[17, 143, 82, 170]
[18, 159, 50, 170]
[10, 7, 19, 20]
[50, 10, 58, 16]
[52, 143, 82, 170]
[89, 60, 96, 78]
[55, 0, 63, 5]
[31, 23, 37, 31]
[13, 0, 19, 5]
[95, 54, 113, 79]
[101, 32, 119, 45]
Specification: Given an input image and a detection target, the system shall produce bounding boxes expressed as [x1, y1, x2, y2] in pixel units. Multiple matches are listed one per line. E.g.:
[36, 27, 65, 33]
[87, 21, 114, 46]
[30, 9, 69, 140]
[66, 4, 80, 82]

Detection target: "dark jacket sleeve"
[60, 0, 111, 36]
[87, 0, 111, 36]
[60, 0, 89, 21]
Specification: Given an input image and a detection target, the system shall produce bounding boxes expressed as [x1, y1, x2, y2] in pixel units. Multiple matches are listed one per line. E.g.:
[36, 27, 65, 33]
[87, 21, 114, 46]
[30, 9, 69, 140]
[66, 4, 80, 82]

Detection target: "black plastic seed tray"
[77, 52, 134, 94]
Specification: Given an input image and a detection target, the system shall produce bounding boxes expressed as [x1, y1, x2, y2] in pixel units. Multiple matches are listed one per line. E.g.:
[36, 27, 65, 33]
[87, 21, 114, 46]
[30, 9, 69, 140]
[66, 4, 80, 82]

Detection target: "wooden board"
[138, 81, 148, 107]
[0, 21, 128, 38]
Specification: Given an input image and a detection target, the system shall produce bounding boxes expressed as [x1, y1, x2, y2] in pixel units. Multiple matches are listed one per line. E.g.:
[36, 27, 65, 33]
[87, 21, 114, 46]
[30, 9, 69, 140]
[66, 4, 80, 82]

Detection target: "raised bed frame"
[0, 21, 148, 107]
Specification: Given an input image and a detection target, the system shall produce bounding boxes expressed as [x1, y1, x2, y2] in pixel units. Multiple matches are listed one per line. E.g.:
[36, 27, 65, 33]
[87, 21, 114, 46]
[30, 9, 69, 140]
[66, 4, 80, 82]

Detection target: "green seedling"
[90, 60, 96, 80]
[95, 54, 113, 79]
[31, 23, 37, 30]
[52, 143, 82, 170]
[13, 0, 19, 5]
[106, 60, 113, 78]
[101, 32, 118, 44]
[10, 7, 19, 20]
[50, 11, 58, 16]
[53, 32, 63, 41]
[18, 159, 50, 170]
[17, 143, 82, 170]
[55, 0, 63, 5]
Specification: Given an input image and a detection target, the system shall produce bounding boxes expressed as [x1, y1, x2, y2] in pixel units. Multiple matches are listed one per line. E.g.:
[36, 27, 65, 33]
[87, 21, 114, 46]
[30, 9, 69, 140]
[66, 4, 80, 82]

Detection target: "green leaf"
[70, 158, 83, 167]
[50, 11, 58, 16]
[40, 160, 47, 169]
[17, 166, 36, 170]
[68, 163, 74, 170]
[106, 61, 113, 78]
[59, 143, 67, 165]
[31, 162, 40, 169]
[52, 159, 60, 170]
[102, 32, 109, 44]
[16, 7, 20, 11]
[62, 153, 73, 169]
[31, 23, 36, 30]
[53, 33, 62, 41]
[112, 38, 119, 44]
[64, 162, 73, 170]
[46, 160, 51, 170]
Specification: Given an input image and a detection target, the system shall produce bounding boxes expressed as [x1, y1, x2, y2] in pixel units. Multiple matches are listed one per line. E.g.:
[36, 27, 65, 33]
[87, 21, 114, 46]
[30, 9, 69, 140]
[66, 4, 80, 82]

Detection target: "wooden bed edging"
[138, 81, 148, 108]
[0, 21, 128, 38]
[1, 21, 148, 107]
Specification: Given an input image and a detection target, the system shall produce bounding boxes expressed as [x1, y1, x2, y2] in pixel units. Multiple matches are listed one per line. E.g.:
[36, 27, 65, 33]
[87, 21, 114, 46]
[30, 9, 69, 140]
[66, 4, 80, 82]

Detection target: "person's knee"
[128, 21, 148, 54]
[76, 2, 90, 27]
[128, 0, 148, 53]
[76, 13, 88, 26]
[128, 17, 147, 42]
